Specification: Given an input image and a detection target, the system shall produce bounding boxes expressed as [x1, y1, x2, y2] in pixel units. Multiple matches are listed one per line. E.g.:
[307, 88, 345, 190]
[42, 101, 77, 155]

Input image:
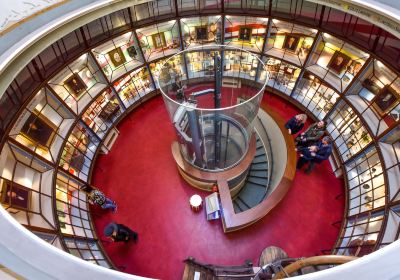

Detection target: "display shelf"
[345, 146, 385, 216]
[223, 49, 259, 81]
[264, 19, 317, 67]
[149, 54, 186, 88]
[335, 211, 384, 256]
[48, 54, 108, 115]
[136, 20, 181, 62]
[0, 142, 55, 230]
[181, 16, 222, 48]
[305, 33, 369, 93]
[81, 88, 123, 140]
[379, 127, 400, 203]
[8, 88, 75, 163]
[224, 15, 268, 53]
[113, 66, 155, 108]
[346, 59, 400, 136]
[292, 71, 339, 120]
[381, 205, 400, 245]
[327, 101, 373, 162]
[258, 56, 300, 96]
[55, 172, 93, 238]
[92, 31, 144, 83]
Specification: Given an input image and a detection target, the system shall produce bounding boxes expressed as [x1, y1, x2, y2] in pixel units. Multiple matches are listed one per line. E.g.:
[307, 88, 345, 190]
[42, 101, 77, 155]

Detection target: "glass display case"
[92, 31, 143, 82]
[224, 16, 269, 53]
[136, 20, 181, 62]
[306, 33, 369, 93]
[8, 88, 75, 162]
[186, 49, 217, 79]
[381, 204, 400, 247]
[258, 56, 301, 95]
[55, 172, 93, 238]
[345, 146, 385, 216]
[181, 16, 222, 48]
[265, 19, 317, 67]
[130, 0, 175, 23]
[346, 59, 400, 136]
[113, 66, 155, 107]
[293, 71, 340, 120]
[48, 54, 108, 114]
[223, 49, 260, 81]
[327, 101, 373, 161]
[63, 237, 111, 267]
[378, 126, 400, 203]
[335, 211, 384, 256]
[0, 142, 55, 230]
[149, 54, 186, 88]
[81, 88, 123, 140]
[59, 122, 100, 181]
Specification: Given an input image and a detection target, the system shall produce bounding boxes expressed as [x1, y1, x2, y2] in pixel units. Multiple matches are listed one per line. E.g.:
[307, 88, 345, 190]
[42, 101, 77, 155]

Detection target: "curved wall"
[0, 0, 399, 278]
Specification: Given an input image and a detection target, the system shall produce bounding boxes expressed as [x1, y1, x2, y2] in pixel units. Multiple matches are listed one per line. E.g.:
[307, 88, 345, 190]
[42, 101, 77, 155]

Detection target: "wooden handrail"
[219, 104, 297, 232]
[272, 255, 358, 279]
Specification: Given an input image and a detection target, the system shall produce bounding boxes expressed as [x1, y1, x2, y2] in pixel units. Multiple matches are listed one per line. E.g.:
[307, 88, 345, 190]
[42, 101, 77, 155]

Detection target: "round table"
[189, 194, 203, 211]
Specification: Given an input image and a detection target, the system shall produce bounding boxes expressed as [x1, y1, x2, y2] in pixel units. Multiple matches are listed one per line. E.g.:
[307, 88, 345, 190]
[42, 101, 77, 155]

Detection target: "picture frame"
[327, 51, 351, 75]
[239, 27, 252, 41]
[195, 26, 208, 41]
[282, 35, 300, 52]
[151, 32, 167, 49]
[107, 47, 126, 68]
[64, 73, 87, 98]
[126, 46, 137, 58]
[372, 86, 399, 116]
[20, 111, 57, 148]
[0, 179, 31, 211]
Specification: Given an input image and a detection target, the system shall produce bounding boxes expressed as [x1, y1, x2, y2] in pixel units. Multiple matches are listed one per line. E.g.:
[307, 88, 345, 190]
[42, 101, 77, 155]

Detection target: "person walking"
[104, 222, 138, 243]
[295, 120, 326, 149]
[88, 189, 117, 213]
[285, 114, 307, 135]
[296, 136, 332, 174]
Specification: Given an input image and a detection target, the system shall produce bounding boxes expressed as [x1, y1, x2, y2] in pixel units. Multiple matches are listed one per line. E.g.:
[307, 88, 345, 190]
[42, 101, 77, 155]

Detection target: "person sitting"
[88, 188, 117, 213]
[285, 114, 307, 135]
[295, 120, 326, 149]
[297, 136, 332, 174]
[104, 222, 138, 243]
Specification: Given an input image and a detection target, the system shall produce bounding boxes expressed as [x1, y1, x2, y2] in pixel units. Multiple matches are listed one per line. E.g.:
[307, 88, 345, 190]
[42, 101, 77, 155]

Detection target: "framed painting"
[20, 112, 57, 148]
[126, 46, 137, 58]
[282, 35, 300, 52]
[64, 73, 86, 98]
[195, 26, 208, 40]
[239, 27, 252, 41]
[327, 51, 351, 75]
[0, 179, 31, 211]
[151, 32, 167, 49]
[373, 86, 399, 116]
[107, 47, 126, 67]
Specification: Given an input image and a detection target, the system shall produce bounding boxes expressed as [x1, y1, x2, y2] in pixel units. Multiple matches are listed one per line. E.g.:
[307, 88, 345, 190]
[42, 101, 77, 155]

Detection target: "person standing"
[104, 222, 138, 243]
[295, 120, 326, 149]
[285, 114, 307, 135]
[88, 189, 117, 213]
[297, 136, 333, 174]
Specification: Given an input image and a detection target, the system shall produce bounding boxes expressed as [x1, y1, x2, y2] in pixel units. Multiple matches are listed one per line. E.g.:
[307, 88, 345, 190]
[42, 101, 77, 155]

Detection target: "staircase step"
[247, 177, 269, 186]
[250, 162, 268, 170]
[249, 170, 268, 178]
[233, 197, 251, 213]
[237, 183, 267, 208]
[255, 147, 265, 156]
[252, 155, 268, 164]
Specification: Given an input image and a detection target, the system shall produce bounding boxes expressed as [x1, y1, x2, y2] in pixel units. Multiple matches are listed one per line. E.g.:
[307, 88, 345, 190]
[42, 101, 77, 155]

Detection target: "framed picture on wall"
[239, 27, 252, 41]
[0, 179, 31, 211]
[64, 73, 87, 98]
[195, 26, 208, 40]
[283, 35, 300, 52]
[20, 112, 57, 148]
[107, 47, 126, 68]
[152, 32, 167, 49]
[373, 86, 399, 116]
[126, 46, 138, 58]
[327, 51, 351, 75]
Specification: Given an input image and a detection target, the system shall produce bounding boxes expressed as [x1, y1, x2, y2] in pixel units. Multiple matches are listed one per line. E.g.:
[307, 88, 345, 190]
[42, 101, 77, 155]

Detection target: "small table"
[189, 194, 202, 212]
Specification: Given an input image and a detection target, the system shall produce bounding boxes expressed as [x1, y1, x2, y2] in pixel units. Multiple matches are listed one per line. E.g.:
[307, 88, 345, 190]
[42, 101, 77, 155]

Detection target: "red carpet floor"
[91, 93, 345, 279]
